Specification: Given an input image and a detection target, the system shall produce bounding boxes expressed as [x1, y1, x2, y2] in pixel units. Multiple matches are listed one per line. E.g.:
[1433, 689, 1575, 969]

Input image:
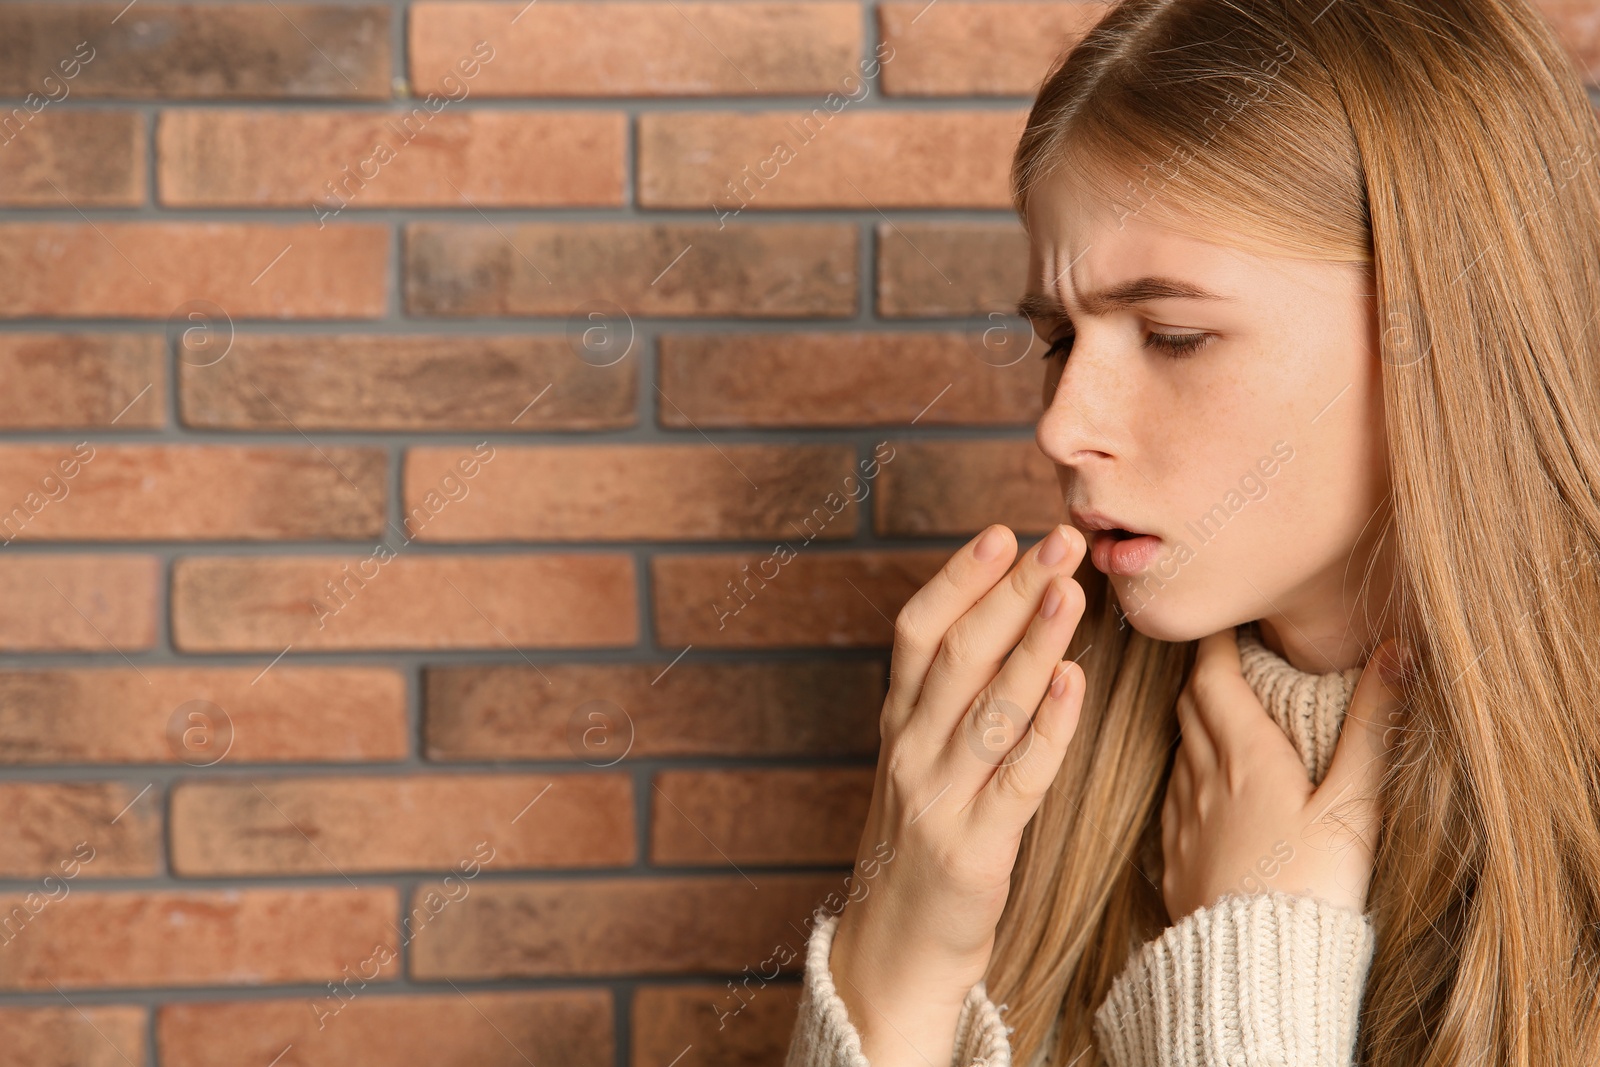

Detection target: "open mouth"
[1087, 527, 1162, 576]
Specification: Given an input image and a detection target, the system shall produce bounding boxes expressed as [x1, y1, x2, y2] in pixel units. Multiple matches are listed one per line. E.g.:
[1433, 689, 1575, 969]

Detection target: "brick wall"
[0, 2, 1595, 1065]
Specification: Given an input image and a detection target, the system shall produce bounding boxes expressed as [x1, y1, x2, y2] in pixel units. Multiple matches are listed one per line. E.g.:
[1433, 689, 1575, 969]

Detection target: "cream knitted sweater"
[785, 622, 1378, 1067]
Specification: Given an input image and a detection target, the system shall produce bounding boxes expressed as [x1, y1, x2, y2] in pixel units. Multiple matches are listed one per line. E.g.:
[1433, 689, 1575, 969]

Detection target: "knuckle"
[893, 602, 926, 653]
[1007, 559, 1036, 600]
[990, 765, 1030, 806]
[938, 621, 982, 670]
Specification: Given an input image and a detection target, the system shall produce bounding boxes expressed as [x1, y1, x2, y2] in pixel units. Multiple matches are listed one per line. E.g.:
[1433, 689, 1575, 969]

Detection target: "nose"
[1035, 331, 1119, 467]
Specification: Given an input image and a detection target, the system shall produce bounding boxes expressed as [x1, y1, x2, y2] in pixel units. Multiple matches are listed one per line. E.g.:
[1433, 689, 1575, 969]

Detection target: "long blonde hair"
[991, 1, 1600, 1064]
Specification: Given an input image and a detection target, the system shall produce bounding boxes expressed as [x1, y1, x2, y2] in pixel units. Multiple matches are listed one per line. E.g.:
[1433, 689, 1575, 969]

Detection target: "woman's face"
[1022, 175, 1394, 671]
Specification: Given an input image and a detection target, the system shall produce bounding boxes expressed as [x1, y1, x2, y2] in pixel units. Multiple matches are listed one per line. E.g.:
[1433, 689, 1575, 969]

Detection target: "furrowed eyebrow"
[1014, 276, 1229, 322]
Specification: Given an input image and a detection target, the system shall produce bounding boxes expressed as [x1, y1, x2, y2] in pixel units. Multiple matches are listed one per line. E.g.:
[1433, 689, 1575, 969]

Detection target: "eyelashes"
[1039, 330, 1214, 363]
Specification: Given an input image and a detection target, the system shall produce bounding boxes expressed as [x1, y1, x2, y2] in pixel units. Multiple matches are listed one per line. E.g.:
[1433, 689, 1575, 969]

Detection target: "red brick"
[0, 887, 398, 991]
[179, 334, 635, 431]
[403, 443, 861, 541]
[0, 555, 158, 652]
[0, 667, 407, 765]
[658, 332, 1044, 427]
[171, 774, 634, 875]
[876, 220, 1030, 317]
[874, 438, 1064, 536]
[410, 2, 860, 96]
[639, 111, 1025, 209]
[424, 660, 882, 761]
[0, 224, 388, 318]
[0, 335, 164, 429]
[652, 769, 872, 865]
[160, 110, 626, 207]
[0, 5, 391, 99]
[0, 111, 143, 206]
[407, 874, 847, 978]
[0, 1005, 147, 1067]
[1536, 0, 1600, 82]
[0, 784, 159, 879]
[0, 446, 385, 542]
[878, 2, 1105, 95]
[633, 983, 802, 1067]
[404, 222, 856, 317]
[158, 991, 612, 1067]
[171, 554, 638, 651]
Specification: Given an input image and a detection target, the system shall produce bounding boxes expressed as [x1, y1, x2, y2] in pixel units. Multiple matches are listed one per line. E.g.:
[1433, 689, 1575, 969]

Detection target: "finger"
[1186, 626, 1285, 764]
[912, 524, 1087, 744]
[968, 656, 1086, 829]
[1310, 636, 1410, 849]
[1169, 743, 1193, 815]
[1174, 685, 1216, 778]
[1161, 752, 1190, 902]
[946, 572, 1085, 790]
[884, 524, 1017, 720]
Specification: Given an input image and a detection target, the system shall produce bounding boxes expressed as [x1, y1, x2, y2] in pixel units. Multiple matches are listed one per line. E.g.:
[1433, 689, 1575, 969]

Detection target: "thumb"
[1310, 636, 1412, 847]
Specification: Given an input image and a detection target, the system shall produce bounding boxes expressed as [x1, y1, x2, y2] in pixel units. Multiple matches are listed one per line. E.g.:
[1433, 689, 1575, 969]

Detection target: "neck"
[1236, 620, 1363, 786]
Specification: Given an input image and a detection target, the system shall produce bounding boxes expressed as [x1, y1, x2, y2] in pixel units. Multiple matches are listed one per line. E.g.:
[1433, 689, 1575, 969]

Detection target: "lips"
[1070, 508, 1162, 576]
[1068, 508, 1149, 538]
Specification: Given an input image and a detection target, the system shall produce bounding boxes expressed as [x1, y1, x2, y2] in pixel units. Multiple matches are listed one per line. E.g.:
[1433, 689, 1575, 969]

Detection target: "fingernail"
[1038, 525, 1068, 566]
[974, 525, 1006, 561]
[1040, 580, 1063, 619]
[1050, 662, 1071, 699]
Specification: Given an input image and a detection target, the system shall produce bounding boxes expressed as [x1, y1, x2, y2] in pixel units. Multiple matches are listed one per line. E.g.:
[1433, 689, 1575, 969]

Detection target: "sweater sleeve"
[784, 907, 1016, 1067]
[1091, 890, 1376, 1067]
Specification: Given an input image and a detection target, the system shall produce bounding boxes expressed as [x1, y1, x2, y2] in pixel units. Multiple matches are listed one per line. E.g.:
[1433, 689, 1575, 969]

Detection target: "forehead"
[1019, 179, 1241, 317]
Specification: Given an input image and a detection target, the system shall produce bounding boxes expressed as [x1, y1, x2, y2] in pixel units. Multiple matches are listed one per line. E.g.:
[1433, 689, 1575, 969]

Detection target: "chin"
[1110, 580, 1237, 644]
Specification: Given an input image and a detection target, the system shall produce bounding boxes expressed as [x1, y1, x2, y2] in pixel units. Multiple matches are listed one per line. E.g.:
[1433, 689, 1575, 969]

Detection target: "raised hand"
[827, 522, 1090, 1067]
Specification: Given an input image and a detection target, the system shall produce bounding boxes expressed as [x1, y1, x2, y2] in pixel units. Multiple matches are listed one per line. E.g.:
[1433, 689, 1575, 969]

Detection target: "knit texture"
[783, 622, 1379, 1067]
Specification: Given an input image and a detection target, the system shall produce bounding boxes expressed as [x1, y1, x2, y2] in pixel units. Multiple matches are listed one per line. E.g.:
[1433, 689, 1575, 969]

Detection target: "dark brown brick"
[403, 444, 861, 541]
[639, 111, 1023, 209]
[658, 332, 1044, 427]
[171, 774, 634, 875]
[874, 438, 1064, 536]
[0, 4, 391, 99]
[876, 221, 1030, 318]
[404, 222, 856, 318]
[424, 660, 882, 761]
[651, 769, 873, 865]
[0, 111, 144, 205]
[158, 991, 612, 1067]
[0, 335, 164, 429]
[407, 874, 850, 979]
[653, 548, 948, 648]
[0, 667, 407, 765]
[179, 334, 634, 431]
[633, 983, 803, 1067]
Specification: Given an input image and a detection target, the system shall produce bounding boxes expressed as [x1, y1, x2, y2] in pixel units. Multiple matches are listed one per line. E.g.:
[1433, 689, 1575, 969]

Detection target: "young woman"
[784, 0, 1600, 1064]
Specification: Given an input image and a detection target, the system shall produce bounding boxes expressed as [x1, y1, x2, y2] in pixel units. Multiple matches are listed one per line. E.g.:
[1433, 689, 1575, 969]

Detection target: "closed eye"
[1039, 329, 1213, 362]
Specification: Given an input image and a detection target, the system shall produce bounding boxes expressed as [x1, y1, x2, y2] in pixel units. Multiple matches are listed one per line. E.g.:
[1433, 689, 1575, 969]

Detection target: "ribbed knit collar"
[1235, 620, 1363, 787]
